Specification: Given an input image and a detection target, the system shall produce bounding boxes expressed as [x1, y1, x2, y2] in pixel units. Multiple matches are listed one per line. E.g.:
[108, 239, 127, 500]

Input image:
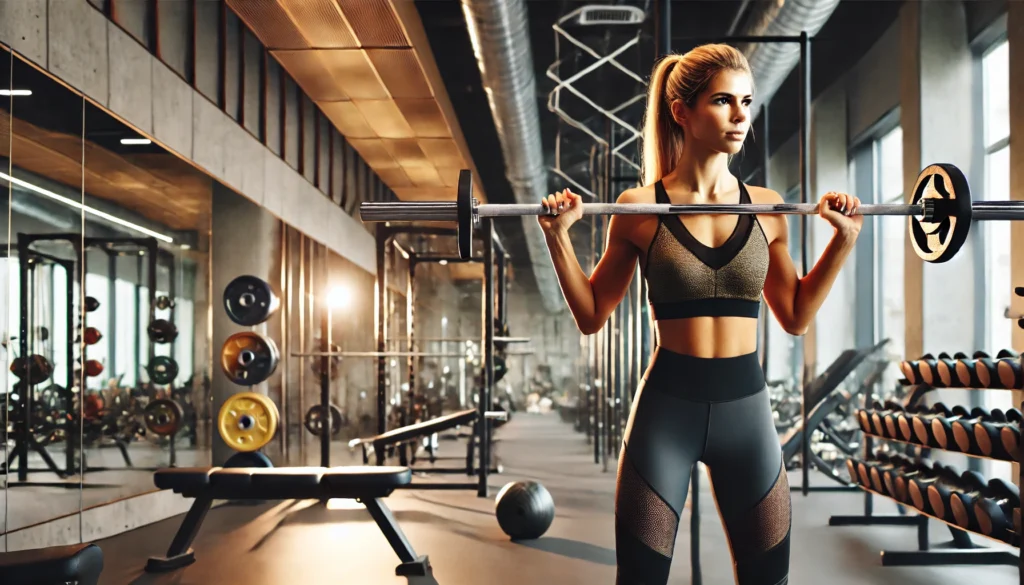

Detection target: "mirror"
[1, 46, 87, 536]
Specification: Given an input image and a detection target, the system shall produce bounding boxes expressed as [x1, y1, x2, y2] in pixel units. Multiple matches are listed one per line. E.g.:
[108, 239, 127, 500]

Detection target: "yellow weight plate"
[218, 391, 279, 452]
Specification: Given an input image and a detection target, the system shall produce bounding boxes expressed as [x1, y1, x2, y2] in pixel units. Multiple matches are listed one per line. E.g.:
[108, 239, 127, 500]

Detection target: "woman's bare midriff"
[654, 317, 759, 358]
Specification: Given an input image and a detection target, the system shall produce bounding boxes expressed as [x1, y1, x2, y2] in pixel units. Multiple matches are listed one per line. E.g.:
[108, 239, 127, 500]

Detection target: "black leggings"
[615, 347, 791, 585]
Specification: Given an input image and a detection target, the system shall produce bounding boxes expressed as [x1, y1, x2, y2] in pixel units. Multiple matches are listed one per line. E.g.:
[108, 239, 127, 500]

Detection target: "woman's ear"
[669, 99, 687, 129]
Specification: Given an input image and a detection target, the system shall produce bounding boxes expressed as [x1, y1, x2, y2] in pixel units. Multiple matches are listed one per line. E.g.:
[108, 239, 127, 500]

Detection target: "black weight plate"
[220, 332, 280, 386]
[224, 275, 279, 326]
[155, 295, 175, 311]
[148, 319, 179, 344]
[224, 450, 274, 467]
[85, 296, 100, 312]
[147, 356, 180, 385]
[457, 170, 474, 260]
[304, 404, 345, 437]
[908, 164, 972, 264]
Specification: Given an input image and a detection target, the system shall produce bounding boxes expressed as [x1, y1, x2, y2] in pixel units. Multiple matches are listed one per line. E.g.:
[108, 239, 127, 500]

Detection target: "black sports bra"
[641, 180, 770, 320]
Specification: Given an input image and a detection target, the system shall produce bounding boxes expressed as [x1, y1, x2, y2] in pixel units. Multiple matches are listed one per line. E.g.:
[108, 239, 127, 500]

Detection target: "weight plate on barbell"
[83, 327, 103, 346]
[304, 403, 345, 437]
[224, 275, 280, 326]
[457, 170, 475, 260]
[84, 359, 104, 378]
[144, 398, 184, 437]
[10, 354, 53, 385]
[218, 391, 279, 452]
[220, 331, 280, 385]
[148, 319, 179, 344]
[147, 356, 179, 385]
[155, 295, 175, 311]
[908, 163, 972, 264]
[85, 296, 100, 312]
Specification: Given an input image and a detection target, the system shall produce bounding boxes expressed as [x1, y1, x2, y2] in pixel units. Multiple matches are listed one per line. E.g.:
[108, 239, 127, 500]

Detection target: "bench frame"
[146, 474, 430, 577]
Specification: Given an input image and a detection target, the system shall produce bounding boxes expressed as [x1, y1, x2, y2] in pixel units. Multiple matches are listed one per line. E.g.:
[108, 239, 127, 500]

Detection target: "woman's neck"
[668, 145, 735, 201]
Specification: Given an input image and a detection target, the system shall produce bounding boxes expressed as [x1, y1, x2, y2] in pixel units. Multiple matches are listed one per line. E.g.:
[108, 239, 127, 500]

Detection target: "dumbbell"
[917, 354, 943, 387]
[951, 473, 1006, 532]
[935, 352, 966, 387]
[974, 479, 1020, 542]
[856, 450, 894, 489]
[845, 457, 861, 487]
[994, 349, 1022, 389]
[909, 462, 959, 515]
[899, 354, 935, 386]
[964, 349, 1019, 389]
[932, 406, 987, 450]
[933, 469, 986, 526]
[911, 403, 961, 446]
[895, 403, 930, 442]
[954, 351, 991, 388]
[870, 400, 904, 438]
[951, 408, 1005, 455]
[979, 409, 1023, 460]
[886, 458, 936, 505]
[869, 452, 914, 496]
[855, 403, 879, 435]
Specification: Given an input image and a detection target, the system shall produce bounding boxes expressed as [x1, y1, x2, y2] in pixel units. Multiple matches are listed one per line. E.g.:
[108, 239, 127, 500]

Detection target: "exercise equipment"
[146, 356, 179, 385]
[147, 319, 179, 344]
[304, 404, 345, 437]
[144, 399, 185, 437]
[975, 479, 1020, 539]
[224, 275, 280, 326]
[224, 450, 274, 468]
[146, 466, 428, 576]
[85, 296, 100, 312]
[83, 327, 102, 345]
[220, 331, 280, 385]
[83, 360, 104, 378]
[359, 164, 1024, 261]
[10, 354, 53, 385]
[155, 295, 175, 310]
[217, 391, 279, 452]
[494, 481, 555, 540]
[0, 543, 104, 585]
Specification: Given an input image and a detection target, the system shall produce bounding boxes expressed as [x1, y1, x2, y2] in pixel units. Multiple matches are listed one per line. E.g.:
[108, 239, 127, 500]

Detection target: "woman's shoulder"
[616, 183, 657, 204]
[743, 183, 784, 204]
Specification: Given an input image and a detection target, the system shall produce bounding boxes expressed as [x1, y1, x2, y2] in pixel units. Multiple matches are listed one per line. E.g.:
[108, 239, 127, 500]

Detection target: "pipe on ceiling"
[741, 0, 843, 113]
[459, 0, 567, 315]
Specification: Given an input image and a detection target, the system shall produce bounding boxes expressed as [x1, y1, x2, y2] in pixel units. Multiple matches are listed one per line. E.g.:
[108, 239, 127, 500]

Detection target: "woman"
[537, 44, 862, 585]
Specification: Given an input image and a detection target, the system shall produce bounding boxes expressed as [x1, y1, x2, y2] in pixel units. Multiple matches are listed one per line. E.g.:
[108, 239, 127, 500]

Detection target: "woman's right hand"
[538, 189, 584, 234]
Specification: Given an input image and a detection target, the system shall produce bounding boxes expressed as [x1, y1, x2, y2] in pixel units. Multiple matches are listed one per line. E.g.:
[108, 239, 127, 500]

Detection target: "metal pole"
[799, 30, 811, 497]
[479, 218, 495, 498]
[320, 283, 330, 467]
[497, 253, 508, 325]
[760, 102, 771, 374]
[375, 226, 388, 435]
[406, 255, 416, 428]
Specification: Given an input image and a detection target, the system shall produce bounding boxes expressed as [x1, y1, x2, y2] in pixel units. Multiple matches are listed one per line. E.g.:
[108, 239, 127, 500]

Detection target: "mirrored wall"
[1, 43, 213, 535]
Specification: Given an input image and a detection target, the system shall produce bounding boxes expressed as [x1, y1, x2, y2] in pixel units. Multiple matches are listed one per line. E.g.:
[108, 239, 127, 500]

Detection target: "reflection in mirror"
[0, 42, 8, 540]
[79, 101, 211, 512]
[0, 49, 87, 536]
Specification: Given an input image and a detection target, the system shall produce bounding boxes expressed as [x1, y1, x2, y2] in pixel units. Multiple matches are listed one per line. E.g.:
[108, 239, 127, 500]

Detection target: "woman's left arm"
[761, 190, 862, 336]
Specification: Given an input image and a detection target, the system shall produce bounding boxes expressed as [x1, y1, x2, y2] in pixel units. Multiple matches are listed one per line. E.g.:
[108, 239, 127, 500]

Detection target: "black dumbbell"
[951, 408, 1005, 455]
[909, 462, 958, 515]
[932, 406, 986, 450]
[974, 479, 1020, 542]
[911, 403, 958, 446]
[855, 404, 877, 435]
[899, 353, 936, 386]
[994, 349, 1022, 389]
[932, 469, 984, 526]
[895, 403, 929, 442]
[954, 351, 990, 388]
[856, 450, 894, 490]
[881, 400, 907, 439]
[915, 354, 943, 387]
[845, 457, 862, 487]
[871, 400, 903, 438]
[950, 472, 1000, 532]
[936, 352, 966, 387]
[869, 453, 914, 496]
[887, 458, 936, 505]
[976, 408, 1022, 460]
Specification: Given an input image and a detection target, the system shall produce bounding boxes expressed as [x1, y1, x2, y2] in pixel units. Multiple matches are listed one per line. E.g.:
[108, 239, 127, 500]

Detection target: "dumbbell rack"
[828, 356, 1021, 569]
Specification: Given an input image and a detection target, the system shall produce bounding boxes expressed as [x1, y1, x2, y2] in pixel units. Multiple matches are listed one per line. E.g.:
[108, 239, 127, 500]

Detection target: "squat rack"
[374, 221, 508, 497]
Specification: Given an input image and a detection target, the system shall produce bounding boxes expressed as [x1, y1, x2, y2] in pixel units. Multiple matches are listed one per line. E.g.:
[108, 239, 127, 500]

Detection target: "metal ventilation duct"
[742, 0, 843, 113]
[459, 0, 567, 315]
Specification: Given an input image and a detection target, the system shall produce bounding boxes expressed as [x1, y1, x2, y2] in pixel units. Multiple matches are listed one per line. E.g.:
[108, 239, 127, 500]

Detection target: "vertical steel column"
[798, 30, 812, 497]
[319, 261, 330, 468]
[760, 102, 771, 374]
[375, 226, 389, 435]
[479, 220, 495, 498]
[497, 252, 508, 325]
[406, 255, 416, 427]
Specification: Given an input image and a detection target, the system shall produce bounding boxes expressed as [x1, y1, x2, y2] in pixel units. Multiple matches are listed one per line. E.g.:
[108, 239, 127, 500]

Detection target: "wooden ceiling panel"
[382, 138, 428, 167]
[348, 138, 399, 168]
[277, 0, 359, 48]
[271, 51, 349, 101]
[400, 164, 442, 188]
[417, 138, 464, 168]
[353, 100, 414, 139]
[392, 186, 456, 201]
[226, 0, 310, 50]
[317, 50, 389, 101]
[365, 49, 433, 99]
[335, 0, 410, 48]
[435, 167, 463, 189]
[393, 99, 450, 138]
[317, 101, 375, 138]
[374, 166, 414, 188]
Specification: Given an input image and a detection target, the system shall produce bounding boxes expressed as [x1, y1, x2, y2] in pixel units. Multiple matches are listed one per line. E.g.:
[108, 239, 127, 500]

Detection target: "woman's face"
[671, 69, 753, 155]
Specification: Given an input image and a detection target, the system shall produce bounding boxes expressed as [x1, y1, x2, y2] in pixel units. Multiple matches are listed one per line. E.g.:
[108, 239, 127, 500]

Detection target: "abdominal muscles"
[653, 317, 759, 359]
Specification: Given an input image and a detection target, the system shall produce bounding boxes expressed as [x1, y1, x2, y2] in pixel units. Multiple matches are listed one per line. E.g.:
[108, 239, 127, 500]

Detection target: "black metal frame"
[370, 224, 506, 497]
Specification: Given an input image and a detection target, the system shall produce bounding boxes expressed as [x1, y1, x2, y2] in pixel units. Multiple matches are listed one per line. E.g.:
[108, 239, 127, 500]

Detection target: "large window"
[874, 125, 904, 392]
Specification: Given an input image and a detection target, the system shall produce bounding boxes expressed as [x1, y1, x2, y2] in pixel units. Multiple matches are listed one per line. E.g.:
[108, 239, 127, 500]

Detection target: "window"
[157, 0, 190, 79]
[112, 0, 152, 47]
[224, 10, 242, 119]
[874, 125, 904, 393]
[194, 1, 221, 103]
[243, 29, 263, 137]
[265, 57, 283, 156]
[84, 272, 110, 391]
[115, 279, 138, 386]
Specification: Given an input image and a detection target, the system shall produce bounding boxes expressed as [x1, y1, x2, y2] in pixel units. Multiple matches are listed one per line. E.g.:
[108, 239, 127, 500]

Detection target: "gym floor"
[94, 414, 1019, 585]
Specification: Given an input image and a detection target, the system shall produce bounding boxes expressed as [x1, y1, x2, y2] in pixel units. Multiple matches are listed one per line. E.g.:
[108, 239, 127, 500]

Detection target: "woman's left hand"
[818, 191, 863, 237]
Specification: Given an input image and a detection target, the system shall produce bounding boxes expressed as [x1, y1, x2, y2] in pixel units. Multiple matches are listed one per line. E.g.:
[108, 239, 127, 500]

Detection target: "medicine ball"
[494, 481, 555, 540]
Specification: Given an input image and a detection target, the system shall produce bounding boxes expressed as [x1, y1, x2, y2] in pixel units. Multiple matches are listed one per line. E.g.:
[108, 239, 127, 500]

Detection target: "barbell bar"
[359, 164, 1021, 264]
[292, 351, 471, 358]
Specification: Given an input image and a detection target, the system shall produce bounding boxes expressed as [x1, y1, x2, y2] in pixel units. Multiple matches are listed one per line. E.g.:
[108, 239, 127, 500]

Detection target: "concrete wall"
[0, 0, 376, 275]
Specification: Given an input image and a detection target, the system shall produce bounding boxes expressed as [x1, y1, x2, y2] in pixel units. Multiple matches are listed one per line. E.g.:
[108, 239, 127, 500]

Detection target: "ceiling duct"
[460, 0, 566, 314]
[741, 0, 843, 113]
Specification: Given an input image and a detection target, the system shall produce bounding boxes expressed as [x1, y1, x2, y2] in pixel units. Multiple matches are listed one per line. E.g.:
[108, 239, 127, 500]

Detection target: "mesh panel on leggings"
[615, 451, 679, 558]
[728, 461, 792, 560]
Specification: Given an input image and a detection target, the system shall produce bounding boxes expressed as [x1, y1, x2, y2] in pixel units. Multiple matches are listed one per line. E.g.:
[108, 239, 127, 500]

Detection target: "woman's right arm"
[540, 189, 641, 335]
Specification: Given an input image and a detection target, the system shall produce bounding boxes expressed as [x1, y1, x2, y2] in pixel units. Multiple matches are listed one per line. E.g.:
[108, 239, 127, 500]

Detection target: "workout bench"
[146, 465, 431, 576]
[0, 543, 104, 585]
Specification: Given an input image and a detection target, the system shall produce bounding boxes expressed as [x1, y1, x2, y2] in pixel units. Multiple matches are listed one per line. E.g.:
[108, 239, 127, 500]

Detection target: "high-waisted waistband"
[643, 346, 765, 402]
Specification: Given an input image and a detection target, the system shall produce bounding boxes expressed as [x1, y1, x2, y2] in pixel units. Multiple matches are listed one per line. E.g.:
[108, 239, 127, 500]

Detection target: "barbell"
[360, 164, 1023, 264]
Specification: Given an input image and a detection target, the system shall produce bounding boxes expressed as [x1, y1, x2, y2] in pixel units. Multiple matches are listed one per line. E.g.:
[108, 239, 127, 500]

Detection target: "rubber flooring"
[95, 413, 1020, 584]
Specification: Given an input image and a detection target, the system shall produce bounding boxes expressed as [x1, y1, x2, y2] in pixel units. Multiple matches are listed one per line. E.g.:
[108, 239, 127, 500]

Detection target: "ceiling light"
[120, 138, 152, 145]
[0, 172, 174, 243]
[0, 89, 32, 97]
